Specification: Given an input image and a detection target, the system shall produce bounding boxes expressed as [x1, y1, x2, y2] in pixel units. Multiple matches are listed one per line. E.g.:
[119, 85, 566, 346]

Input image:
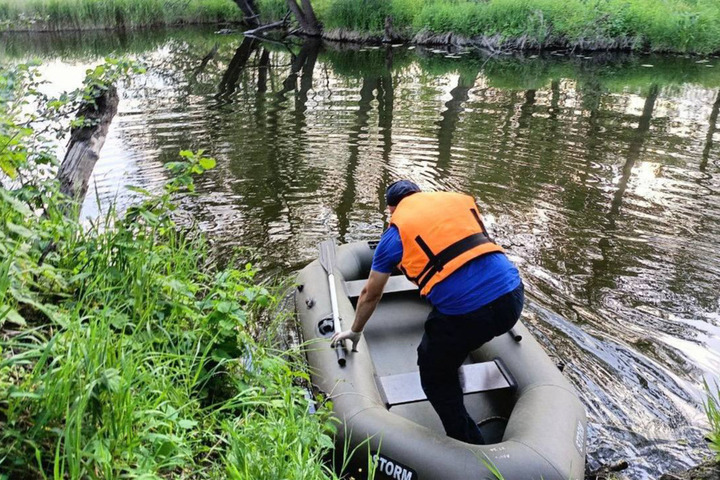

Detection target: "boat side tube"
[296, 241, 587, 480]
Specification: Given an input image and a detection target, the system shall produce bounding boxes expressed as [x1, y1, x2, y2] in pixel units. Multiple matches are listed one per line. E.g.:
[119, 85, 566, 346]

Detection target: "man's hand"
[330, 270, 389, 354]
[331, 329, 362, 352]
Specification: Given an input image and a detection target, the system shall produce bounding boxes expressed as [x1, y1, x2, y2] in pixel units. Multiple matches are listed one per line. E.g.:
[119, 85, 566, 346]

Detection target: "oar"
[319, 239, 346, 367]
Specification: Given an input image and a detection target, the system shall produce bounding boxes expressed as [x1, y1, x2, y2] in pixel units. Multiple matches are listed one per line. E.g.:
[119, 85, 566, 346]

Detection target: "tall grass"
[705, 381, 720, 461]
[412, 0, 720, 52]
[256, 0, 720, 53]
[3, 0, 719, 52]
[0, 0, 243, 31]
[0, 62, 343, 478]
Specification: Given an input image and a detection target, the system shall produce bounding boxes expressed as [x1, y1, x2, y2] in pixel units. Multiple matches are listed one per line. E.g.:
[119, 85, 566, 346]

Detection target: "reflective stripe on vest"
[389, 192, 504, 296]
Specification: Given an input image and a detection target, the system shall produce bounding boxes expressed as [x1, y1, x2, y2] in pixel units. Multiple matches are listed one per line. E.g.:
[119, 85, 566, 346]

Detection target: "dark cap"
[385, 180, 421, 207]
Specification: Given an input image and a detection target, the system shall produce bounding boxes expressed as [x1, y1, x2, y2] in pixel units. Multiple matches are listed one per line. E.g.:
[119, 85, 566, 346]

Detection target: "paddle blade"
[318, 239, 336, 273]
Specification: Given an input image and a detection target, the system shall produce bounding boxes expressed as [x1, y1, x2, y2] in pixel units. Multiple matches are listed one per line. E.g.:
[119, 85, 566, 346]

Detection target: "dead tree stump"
[57, 85, 119, 207]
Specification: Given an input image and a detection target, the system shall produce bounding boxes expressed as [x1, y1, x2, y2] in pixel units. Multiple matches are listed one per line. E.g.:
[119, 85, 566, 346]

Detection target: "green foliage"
[409, 0, 720, 52]
[255, 0, 288, 23]
[0, 62, 342, 478]
[3, 0, 720, 52]
[705, 380, 720, 460]
[0, 0, 243, 31]
[322, 0, 392, 33]
[254, 0, 720, 54]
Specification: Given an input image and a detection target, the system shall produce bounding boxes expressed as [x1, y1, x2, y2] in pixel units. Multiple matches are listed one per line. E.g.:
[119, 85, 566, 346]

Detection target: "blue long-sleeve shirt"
[371, 225, 521, 315]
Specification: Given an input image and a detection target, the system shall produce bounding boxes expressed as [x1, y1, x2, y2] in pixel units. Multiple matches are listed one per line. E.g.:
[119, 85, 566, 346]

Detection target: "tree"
[233, 0, 260, 28]
[286, 0, 321, 36]
[700, 91, 720, 172]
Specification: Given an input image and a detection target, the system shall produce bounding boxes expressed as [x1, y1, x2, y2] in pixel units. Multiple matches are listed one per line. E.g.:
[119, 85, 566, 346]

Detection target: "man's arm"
[350, 269, 390, 332]
[330, 269, 390, 350]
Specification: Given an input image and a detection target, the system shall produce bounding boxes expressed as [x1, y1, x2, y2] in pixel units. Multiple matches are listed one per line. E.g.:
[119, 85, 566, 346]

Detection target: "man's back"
[373, 190, 520, 314]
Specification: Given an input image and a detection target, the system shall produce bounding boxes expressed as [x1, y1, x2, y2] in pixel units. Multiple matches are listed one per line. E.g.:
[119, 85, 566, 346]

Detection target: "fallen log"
[57, 85, 119, 207]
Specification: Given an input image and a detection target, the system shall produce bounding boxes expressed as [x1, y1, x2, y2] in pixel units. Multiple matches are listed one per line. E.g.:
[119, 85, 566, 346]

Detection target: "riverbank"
[2, 0, 720, 54]
[311, 0, 720, 54]
[0, 61, 340, 478]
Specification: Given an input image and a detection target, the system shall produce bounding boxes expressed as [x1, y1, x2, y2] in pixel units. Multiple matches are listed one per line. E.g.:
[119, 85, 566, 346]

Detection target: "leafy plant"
[0, 61, 342, 479]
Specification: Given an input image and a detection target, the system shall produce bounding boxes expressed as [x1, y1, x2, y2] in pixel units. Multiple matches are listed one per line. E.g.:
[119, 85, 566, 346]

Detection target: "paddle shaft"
[318, 240, 346, 367]
[327, 272, 346, 366]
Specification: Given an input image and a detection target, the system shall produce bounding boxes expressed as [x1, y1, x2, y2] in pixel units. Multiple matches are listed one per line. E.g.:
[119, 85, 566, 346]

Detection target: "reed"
[0, 0, 243, 31]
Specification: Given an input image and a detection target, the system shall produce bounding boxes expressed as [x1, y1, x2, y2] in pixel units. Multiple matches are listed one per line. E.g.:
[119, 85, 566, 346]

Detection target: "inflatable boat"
[295, 240, 587, 480]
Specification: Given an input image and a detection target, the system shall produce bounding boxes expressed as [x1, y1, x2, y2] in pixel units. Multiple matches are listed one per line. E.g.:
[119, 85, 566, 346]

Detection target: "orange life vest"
[389, 192, 504, 296]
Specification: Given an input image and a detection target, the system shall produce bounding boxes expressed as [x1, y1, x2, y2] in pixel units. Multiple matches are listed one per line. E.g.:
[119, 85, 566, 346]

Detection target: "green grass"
[0, 0, 243, 31]
[0, 61, 347, 479]
[257, 0, 720, 54]
[2, 0, 719, 52]
[411, 0, 720, 53]
[705, 381, 720, 461]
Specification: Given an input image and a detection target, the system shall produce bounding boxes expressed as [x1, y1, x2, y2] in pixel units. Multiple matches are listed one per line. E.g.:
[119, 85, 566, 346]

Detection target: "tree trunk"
[257, 49, 271, 93]
[299, 0, 320, 31]
[233, 0, 260, 27]
[57, 85, 119, 207]
[609, 83, 659, 217]
[436, 70, 478, 173]
[217, 37, 258, 98]
[383, 16, 396, 43]
[337, 76, 376, 240]
[700, 91, 720, 172]
[286, 0, 321, 36]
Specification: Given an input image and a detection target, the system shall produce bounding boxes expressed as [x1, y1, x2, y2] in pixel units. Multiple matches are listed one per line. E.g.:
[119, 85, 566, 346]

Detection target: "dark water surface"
[3, 27, 719, 479]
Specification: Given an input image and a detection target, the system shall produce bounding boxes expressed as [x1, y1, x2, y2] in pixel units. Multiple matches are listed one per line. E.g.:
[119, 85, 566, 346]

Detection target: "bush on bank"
[0, 62, 339, 478]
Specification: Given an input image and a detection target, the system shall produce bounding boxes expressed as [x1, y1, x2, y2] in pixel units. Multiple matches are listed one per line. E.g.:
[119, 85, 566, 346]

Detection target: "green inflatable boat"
[295, 240, 587, 480]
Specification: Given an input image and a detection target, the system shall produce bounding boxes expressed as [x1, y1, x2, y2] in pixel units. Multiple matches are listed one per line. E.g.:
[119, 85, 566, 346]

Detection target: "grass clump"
[0, 62, 340, 478]
[321, 0, 392, 33]
[705, 381, 720, 461]
[0, 0, 243, 31]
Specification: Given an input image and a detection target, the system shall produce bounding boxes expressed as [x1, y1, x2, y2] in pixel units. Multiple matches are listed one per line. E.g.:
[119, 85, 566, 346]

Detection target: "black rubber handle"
[335, 341, 346, 366]
[509, 328, 522, 342]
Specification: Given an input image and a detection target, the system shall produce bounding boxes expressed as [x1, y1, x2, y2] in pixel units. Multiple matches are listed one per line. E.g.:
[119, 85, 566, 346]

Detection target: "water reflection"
[3, 29, 720, 479]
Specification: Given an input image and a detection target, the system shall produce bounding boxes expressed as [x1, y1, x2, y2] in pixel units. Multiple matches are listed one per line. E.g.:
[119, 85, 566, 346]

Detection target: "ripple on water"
[30, 33, 716, 479]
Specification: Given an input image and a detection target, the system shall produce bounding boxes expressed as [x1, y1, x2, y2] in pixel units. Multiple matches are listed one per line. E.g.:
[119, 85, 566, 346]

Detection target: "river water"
[2, 27, 719, 479]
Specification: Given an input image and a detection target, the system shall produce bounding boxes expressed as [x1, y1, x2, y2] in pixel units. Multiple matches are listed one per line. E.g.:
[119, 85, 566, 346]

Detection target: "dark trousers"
[417, 283, 524, 444]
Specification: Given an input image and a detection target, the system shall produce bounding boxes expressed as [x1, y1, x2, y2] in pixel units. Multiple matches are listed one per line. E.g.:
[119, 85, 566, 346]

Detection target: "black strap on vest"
[403, 229, 492, 292]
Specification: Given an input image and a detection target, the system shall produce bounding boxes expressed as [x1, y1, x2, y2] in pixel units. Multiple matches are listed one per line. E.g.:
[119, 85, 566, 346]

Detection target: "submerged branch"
[243, 11, 291, 36]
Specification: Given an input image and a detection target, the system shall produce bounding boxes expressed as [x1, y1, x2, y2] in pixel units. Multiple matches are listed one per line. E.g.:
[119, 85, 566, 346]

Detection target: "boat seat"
[346, 276, 524, 343]
[345, 275, 417, 299]
[376, 359, 517, 408]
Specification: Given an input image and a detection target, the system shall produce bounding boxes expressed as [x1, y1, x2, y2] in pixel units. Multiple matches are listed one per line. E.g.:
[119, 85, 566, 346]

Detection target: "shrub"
[0, 61, 338, 479]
